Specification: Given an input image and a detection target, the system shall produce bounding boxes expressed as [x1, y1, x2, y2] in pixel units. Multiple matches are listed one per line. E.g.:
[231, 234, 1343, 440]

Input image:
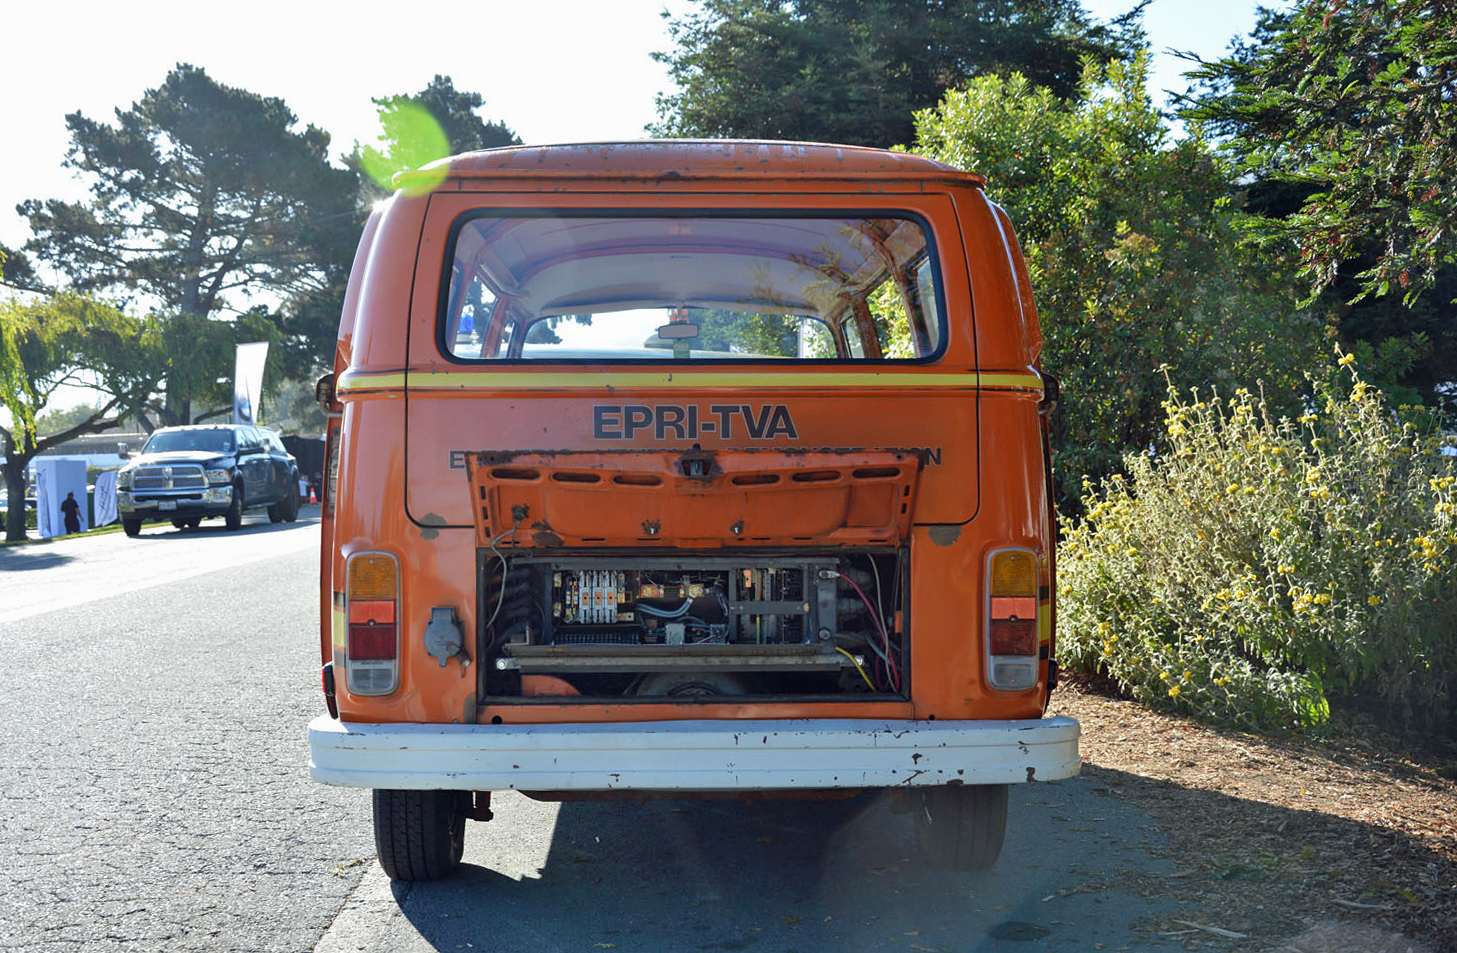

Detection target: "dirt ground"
[1047, 677, 1457, 952]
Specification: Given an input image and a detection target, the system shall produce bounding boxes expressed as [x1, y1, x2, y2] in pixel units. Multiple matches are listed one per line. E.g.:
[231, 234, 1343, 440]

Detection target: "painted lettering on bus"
[593, 404, 799, 441]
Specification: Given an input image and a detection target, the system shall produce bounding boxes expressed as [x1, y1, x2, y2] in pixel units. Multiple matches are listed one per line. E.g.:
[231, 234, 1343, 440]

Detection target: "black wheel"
[283, 482, 301, 522]
[122, 518, 142, 538]
[912, 784, 1008, 872]
[186, 518, 201, 529]
[224, 483, 244, 531]
[267, 499, 284, 523]
[373, 789, 467, 882]
[171, 518, 188, 529]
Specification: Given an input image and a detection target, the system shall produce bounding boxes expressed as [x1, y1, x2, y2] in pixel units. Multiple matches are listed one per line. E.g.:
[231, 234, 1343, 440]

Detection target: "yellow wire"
[835, 646, 876, 691]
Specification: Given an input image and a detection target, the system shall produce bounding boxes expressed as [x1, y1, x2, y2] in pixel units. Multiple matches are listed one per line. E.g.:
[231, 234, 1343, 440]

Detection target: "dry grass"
[1049, 676, 1457, 950]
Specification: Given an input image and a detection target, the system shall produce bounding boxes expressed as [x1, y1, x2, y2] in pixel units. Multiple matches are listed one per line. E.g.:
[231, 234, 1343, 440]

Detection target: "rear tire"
[267, 499, 284, 523]
[912, 783, 1008, 872]
[122, 518, 141, 538]
[282, 483, 300, 523]
[171, 518, 187, 529]
[373, 789, 468, 882]
[224, 484, 243, 531]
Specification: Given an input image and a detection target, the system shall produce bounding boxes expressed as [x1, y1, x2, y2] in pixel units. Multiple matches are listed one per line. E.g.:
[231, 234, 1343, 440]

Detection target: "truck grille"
[133, 465, 207, 491]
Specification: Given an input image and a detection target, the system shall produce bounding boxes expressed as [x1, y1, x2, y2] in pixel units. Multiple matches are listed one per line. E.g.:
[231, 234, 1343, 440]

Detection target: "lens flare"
[359, 101, 450, 196]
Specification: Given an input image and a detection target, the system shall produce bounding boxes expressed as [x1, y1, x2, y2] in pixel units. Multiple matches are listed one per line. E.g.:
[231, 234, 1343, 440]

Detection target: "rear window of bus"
[439, 213, 945, 363]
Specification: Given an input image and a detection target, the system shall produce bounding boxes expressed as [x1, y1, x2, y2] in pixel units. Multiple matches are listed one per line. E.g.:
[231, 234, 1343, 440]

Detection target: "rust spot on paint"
[928, 525, 962, 547]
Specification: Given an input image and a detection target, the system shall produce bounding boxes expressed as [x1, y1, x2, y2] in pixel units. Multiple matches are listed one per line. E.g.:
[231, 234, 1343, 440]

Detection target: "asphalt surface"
[1, 516, 1202, 951]
[0, 515, 372, 952]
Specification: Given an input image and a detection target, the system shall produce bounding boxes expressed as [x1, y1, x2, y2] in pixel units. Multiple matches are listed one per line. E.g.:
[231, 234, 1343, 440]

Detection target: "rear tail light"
[987, 549, 1038, 691]
[345, 552, 399, 695]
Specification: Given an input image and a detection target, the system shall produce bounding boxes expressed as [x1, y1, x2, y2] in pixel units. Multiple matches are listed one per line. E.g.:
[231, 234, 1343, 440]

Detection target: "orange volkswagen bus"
[309, 141, 1079, 881]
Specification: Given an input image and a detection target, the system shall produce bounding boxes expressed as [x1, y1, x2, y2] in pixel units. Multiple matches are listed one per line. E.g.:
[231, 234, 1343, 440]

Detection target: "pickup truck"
[116, 424, 301, 535]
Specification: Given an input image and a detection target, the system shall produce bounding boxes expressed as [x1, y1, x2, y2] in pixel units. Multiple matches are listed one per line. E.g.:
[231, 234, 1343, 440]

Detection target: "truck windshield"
[441, 213, 944, 362]
[143, 430, 234, 454]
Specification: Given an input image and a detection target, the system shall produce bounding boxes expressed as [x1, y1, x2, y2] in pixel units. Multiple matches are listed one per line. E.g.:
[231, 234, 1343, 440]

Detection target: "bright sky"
[1, 0, 1277, 253]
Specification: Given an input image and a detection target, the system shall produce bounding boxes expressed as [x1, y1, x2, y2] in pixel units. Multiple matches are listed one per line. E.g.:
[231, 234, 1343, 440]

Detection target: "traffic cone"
[309, 487, 318, 504]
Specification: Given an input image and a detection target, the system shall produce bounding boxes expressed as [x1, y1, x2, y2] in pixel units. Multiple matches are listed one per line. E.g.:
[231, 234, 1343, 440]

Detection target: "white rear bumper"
[308, 715, 1081, 791]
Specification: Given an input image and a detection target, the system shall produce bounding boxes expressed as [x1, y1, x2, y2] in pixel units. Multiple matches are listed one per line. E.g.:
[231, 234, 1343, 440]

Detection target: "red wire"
[840, 573, 898, 692]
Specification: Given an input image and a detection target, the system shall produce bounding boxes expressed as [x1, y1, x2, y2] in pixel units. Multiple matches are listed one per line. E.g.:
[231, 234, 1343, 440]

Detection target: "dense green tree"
[0, 294, 162, 541]
[1183, 2, 1457, 303]
[18, 65, 359, 417]
[911, 57, 1321, 507]
[0, 243, 41, 292]
[650, 0, 1144, 147]
[1182, 3, 1457, 416]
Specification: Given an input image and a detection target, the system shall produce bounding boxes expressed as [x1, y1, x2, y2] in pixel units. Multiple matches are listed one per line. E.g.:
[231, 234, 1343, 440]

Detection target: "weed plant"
[1059, 353, 1456, 731]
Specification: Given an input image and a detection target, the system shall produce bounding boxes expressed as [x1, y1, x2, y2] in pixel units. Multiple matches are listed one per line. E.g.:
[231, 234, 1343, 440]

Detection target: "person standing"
[60, 491, 82, 535]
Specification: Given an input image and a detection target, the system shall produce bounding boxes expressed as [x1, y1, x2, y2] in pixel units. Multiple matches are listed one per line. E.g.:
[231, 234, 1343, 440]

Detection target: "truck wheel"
[912, 783, 1008, 872]
[224, 484, 244, 531]
[171, 518, 188, 530]
[268, 499, 284, 523]
[283, 483, 301, 522]
[122, 518, 142, 538]
[373, 789, 467, 882]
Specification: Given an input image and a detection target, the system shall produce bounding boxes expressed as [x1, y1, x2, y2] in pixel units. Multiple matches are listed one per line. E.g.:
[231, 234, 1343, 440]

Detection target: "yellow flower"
[1368, 595, 1381, 606]
[1278, 564, 1294, 574]
[1270, 529, 1282, 540]
[1159, 671, 1171, 680]
[1338, 353, 1356, 367]
[1168, 685, 1182, 699]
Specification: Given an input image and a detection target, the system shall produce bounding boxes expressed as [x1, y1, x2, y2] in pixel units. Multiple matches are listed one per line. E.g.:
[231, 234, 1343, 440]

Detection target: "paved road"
[0, 518, 372, 952]
[1, 521, 1201, 952]
[0, 509, 319, 625]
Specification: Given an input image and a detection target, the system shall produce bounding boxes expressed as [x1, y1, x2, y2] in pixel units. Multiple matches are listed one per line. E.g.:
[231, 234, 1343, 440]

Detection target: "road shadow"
[0, 548, 74, 571]
[363, 759, 1456, 952]
[128, 510, 320, 540]
[385, 779, 1183, 952]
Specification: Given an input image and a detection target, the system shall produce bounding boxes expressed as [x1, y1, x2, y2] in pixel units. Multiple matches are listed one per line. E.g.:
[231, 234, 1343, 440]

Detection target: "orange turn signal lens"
[348, 554, 397, 600]
[990, 551, 1036, 597]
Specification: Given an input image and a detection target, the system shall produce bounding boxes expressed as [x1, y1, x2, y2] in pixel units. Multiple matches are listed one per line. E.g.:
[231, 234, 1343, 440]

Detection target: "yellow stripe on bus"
[337, 369, 1043, 392]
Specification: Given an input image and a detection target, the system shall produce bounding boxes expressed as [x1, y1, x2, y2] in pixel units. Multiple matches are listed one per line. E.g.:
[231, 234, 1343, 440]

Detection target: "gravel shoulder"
[1049, 678, 1457, 951]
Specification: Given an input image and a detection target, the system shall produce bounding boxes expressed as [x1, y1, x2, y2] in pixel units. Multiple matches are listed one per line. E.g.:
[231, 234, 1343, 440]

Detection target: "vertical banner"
[233, 342, 269, 425]
[93, 469, 118, 527]
[34, 463, 51, 538]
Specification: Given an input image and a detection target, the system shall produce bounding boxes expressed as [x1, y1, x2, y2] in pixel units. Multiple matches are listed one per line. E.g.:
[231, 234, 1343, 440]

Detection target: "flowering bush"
[1059, 354, 1457, 731]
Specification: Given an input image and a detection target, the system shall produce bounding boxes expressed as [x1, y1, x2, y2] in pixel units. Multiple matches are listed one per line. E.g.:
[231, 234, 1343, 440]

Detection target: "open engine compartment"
[481, 550, 906, 701]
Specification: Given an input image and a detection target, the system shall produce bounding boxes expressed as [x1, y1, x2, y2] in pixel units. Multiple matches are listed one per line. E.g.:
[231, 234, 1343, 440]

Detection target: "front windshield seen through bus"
[143, 429, 235, 455]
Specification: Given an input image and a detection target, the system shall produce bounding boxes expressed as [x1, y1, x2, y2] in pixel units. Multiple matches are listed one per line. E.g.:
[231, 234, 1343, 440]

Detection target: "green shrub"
[1059, 353, 1457, 731]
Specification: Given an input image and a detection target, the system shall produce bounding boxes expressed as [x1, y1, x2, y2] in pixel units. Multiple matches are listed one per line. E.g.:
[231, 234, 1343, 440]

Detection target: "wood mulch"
[1048, 676, 1457, 951]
